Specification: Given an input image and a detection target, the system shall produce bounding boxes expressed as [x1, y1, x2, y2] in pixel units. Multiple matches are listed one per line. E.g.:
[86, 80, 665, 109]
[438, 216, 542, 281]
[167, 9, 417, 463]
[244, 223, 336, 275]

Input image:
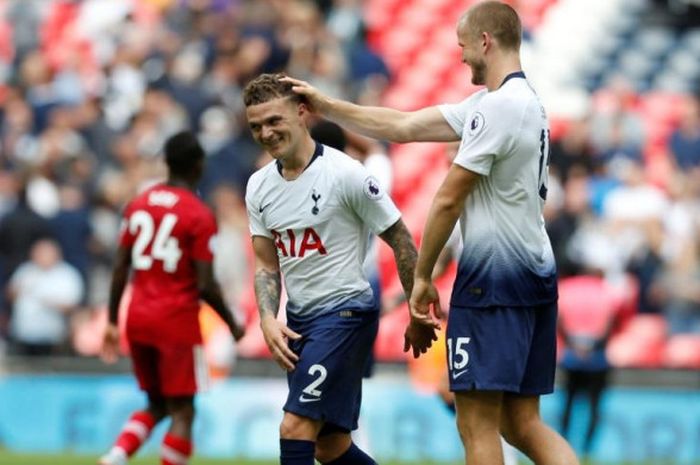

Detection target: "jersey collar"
[499, 71, 526, 88]
[276, 141, 324, 176]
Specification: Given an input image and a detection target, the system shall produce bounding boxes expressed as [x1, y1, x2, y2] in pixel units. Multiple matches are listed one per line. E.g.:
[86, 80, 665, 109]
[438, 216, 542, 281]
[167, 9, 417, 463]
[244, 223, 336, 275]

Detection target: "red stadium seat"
[607, 314, 667, 368]
[662, 334, 700, 369]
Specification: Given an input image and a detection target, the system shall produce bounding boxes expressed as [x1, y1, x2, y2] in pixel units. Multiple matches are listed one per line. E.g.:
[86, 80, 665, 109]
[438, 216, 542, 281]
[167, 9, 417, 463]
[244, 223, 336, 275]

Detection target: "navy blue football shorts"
[284, 309, 379, 432]
[446, 302, 557, 395]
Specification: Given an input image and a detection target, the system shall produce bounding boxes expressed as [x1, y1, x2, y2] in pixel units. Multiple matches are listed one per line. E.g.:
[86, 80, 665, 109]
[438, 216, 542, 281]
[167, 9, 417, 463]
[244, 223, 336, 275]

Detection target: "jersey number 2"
[130, 210, 183, 272]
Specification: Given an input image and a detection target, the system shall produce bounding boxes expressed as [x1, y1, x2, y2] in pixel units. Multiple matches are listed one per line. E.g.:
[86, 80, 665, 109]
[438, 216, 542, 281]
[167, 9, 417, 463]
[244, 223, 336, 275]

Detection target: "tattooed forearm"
[380, 219, 418, 299]
[254, 268, 282, 318]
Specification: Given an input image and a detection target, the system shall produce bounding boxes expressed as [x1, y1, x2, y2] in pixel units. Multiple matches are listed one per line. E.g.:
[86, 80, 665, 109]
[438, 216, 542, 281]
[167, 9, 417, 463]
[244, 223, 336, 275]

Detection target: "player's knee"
[166, 397, 195, 425]
[500, 417, 537, 451]
[455, 413, 499, 444]
[279, 413, 317, 440]
[146, 394, 167, 420]
[314, 442, 340, 463]
[314, 434, 351, 463]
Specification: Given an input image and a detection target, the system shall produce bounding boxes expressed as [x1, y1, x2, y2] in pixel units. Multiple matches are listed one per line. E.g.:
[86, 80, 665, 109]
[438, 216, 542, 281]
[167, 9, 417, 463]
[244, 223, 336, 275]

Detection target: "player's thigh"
[285, 311, 378, 431]
[157, 343, 208, 396]
[446, 306, 535, 392]
[519, 302, 557, 395]
[129, 340, 160, 393]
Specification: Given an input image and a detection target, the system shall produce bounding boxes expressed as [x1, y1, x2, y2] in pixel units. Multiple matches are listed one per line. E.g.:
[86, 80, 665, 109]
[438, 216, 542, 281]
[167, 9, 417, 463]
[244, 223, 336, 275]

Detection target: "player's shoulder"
[246, 159, 279, 198]
[321, 144, 364, 171]
[483, 77, 538, 111]
[448, 89, 489, 113]
[123, 183, 160, 212]
[148, 184, 212, 217]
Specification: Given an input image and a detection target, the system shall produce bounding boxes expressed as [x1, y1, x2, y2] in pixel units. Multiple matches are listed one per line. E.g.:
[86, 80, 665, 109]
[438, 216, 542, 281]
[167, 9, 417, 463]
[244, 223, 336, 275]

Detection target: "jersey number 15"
[129, 210, 183, 272]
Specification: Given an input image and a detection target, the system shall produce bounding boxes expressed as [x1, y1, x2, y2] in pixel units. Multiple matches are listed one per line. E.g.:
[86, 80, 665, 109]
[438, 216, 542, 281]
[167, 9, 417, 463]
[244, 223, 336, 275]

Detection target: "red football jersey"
[119, 184, 217, 344]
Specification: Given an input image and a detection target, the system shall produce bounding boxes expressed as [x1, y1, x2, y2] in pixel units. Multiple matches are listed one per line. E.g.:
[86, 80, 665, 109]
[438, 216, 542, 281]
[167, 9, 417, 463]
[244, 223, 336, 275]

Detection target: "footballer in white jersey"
[246, 142, 400, 318]
[439, 71, 557, 309]
[243, 74, 432, 458]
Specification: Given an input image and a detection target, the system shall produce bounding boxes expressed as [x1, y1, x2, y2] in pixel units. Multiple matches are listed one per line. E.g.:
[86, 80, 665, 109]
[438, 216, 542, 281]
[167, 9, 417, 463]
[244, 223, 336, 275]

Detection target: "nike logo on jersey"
[453, 369, 469, 380]
[259, 202, 272, 213]
[298, 394, 321, 403]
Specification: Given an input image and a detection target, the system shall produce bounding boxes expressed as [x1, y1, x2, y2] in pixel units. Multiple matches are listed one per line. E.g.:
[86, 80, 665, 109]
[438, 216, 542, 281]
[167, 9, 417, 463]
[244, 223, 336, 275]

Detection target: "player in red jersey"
[98, 131, 245, 465]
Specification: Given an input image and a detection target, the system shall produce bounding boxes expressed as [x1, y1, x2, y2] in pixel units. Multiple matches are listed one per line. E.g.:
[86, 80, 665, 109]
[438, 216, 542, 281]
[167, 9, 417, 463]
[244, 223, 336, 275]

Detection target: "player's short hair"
[164, 131, 204, 176]
[464, 1, 521, 51]
[310, 120, 347, 151]
[242, 73, 304, 107]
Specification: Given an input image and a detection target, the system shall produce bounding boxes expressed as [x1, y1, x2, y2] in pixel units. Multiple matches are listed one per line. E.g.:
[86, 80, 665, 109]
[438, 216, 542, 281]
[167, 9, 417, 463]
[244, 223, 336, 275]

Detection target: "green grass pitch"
[0, 452, 466, 465]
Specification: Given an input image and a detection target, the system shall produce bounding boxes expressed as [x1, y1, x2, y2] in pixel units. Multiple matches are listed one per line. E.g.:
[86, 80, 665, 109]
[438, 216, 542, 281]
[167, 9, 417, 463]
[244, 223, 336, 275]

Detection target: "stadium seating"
[662, 334, 700, 369]
[607, 314, 668, 368]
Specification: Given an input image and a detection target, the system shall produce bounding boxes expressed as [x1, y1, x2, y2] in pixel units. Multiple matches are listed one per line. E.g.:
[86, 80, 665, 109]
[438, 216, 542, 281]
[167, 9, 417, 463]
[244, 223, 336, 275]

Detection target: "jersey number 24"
[129, 210, 183, 272]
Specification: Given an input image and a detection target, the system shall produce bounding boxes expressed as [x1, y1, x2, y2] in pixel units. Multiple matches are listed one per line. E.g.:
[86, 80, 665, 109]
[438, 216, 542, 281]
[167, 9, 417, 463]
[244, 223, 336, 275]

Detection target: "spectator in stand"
[557, 264, 623, 458]
[669, 94, 700, 171]
[49, 184, 93, 292]
[602, 158, 669, 272]
[549, 117, 596, 184]
[7, 238, 84, 355]
[659, 235, 700, 335]
[589, 76, 646, 165]
[0, 186, 53, 336]
[546, 169, 592, 278]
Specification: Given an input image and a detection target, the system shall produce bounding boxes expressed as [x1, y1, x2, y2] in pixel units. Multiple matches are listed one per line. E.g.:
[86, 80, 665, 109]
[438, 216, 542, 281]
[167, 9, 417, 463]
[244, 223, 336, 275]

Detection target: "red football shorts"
[129, 339, 209, 396]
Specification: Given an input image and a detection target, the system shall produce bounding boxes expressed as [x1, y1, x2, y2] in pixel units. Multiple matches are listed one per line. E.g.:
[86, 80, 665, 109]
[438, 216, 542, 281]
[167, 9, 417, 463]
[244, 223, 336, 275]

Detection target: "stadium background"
[0, 0, 699, 463]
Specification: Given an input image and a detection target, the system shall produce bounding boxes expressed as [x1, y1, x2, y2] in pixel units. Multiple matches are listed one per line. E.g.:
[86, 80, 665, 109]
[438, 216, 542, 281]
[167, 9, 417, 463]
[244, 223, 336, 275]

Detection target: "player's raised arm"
[101, 245, 131, 363]
[251, 235, 301, 371]
[195, 260, 245, 341]
[283, 76, 459, 143]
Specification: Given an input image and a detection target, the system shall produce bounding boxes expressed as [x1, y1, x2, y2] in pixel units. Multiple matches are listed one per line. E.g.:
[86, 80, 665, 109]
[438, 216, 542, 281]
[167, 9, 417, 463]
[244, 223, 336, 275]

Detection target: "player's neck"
[166, 177, 196, 191]
[485, 54, 522, 91]
[278, 135, 316, 181]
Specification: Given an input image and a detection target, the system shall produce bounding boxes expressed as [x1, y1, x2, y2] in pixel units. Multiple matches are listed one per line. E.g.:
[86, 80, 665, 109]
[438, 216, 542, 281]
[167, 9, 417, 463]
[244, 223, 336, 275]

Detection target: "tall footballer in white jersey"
[439, 72, 557, 309]
[242, 73, 434, 465]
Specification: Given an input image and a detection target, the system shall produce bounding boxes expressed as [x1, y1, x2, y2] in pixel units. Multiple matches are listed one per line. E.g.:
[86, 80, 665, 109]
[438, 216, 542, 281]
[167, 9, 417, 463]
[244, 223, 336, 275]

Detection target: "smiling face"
[457, 16, 487, 86]
[246, 96, 307, 161]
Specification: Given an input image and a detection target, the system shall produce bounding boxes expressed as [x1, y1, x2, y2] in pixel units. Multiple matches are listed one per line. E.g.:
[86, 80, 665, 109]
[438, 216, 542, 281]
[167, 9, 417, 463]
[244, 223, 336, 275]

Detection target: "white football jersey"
[439, 72, 557, 308]
[246, 143, 401, 318]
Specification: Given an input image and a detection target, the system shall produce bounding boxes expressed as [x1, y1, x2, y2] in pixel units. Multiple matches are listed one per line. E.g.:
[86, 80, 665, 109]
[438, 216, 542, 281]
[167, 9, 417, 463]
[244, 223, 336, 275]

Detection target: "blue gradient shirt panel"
[439, 73, 557, 308]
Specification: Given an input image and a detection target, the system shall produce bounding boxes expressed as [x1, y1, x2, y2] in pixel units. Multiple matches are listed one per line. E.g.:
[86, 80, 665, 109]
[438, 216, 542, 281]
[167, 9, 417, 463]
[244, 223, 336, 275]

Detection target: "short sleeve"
[245, 177, 273, 239]
[191, 207, 217, 262]
[438, 99, 471, 136]
[452, 96, 517, 176]
[341, 161, 401, 235]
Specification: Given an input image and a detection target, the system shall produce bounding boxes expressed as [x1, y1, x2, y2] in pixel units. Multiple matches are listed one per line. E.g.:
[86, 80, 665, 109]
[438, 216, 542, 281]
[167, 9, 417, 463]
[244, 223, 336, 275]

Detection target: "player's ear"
[482, 31, 492, 52]
[298, 101, 309, 117]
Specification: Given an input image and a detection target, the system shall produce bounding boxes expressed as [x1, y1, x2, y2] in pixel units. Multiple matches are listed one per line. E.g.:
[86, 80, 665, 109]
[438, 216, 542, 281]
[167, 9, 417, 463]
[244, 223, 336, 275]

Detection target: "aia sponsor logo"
[272, 228, 327, 257]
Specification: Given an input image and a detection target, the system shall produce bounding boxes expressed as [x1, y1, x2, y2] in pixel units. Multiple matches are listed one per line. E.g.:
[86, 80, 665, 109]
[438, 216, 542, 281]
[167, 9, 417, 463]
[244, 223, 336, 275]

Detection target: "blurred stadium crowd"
[0, 0, 699, 370]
